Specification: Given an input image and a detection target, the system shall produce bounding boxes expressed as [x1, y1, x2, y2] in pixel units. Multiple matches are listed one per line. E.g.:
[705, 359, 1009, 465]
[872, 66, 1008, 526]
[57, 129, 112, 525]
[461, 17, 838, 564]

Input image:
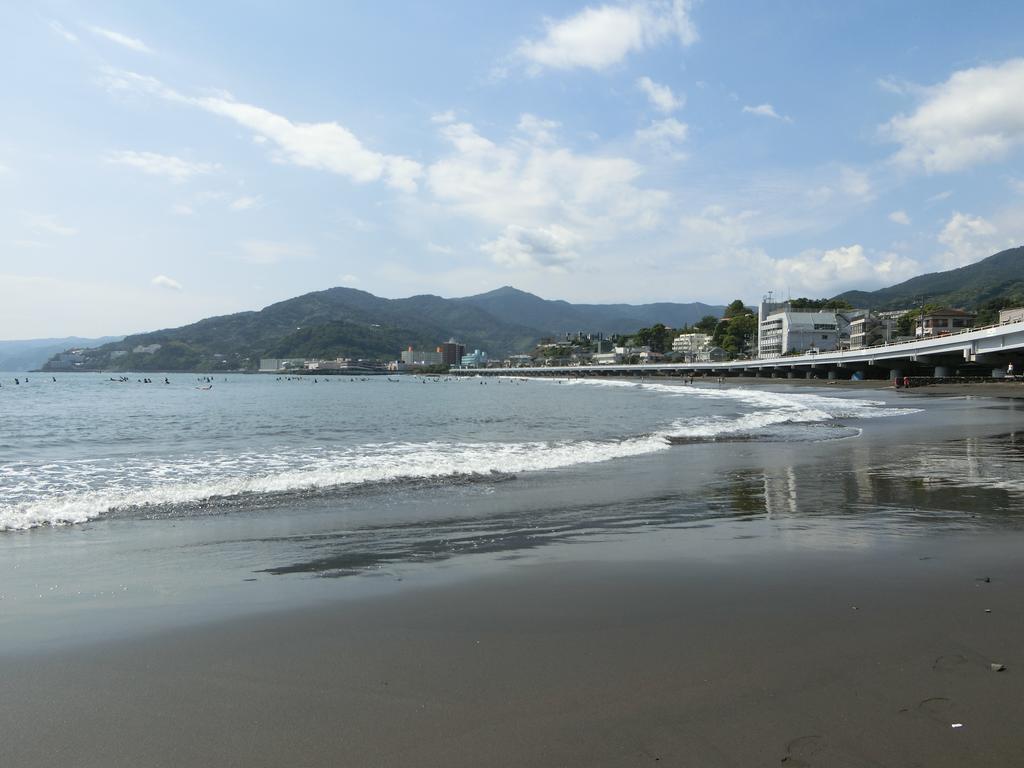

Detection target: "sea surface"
[3, 372, 1024, 651]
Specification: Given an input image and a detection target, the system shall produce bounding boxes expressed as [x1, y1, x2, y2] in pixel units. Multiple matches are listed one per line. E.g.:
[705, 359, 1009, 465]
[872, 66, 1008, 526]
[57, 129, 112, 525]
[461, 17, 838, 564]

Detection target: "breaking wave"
[1, 379, 918, 531]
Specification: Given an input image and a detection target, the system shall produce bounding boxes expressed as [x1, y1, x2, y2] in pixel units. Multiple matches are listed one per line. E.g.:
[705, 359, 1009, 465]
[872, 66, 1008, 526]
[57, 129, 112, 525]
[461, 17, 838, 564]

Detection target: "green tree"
[976, 296, 1021, 326]
[723, 299, 749, 318]
[694, 315, 719, 334]
[710, 302, 757, 356]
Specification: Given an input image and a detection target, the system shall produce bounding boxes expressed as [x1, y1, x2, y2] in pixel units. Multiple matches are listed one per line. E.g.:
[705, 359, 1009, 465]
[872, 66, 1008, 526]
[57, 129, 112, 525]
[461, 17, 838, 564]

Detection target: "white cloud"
[482, 225, 580, 270]
[937, 211, 1001, 268]
[237, 240, 314, 265]
[876, 75, 918, 96]
[88, 25, 153, 54]
[742, 103, 792, 122]
[888, 210, 911, 225]
[338, 274, 360, 285]
[430, 110, 456, 124]
[100, 69, 422, 192]
[425, 117, 667, 274]
[516, 114, 560, 144]
[105, 150, 218, 182]
[839, 166, 873, 201]
[515, 0, 697, 73]
[12, 240, 49, 249]
[428, 119, 666, 245]
[48, 20, 77, 43]
[195, 94, 422, 192]
[926, 189, 953, 204]
[637, 76, 683, 113]
[679, 206, 757, 248]
[774, 245, 919, 294]
[635, 117, 688, 157]
[171, 203, 195, 216]
[427, 242, 456, 255]
[151, 274, 182, 291]
[883, 58, 1024, 173]
[26, 214, 77, 236]
[229, 195, 262, 212]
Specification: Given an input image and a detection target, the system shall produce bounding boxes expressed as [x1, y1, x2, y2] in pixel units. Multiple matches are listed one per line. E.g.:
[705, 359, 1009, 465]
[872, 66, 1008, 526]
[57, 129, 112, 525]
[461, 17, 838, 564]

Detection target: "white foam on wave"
[0, 434, 672, 531]
[3, 377, 920, 532]
[536, 377, 920, 439]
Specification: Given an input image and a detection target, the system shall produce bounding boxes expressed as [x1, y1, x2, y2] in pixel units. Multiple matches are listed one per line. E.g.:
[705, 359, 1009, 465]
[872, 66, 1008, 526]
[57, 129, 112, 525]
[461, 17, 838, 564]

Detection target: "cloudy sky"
[3, 0, 1024, 339]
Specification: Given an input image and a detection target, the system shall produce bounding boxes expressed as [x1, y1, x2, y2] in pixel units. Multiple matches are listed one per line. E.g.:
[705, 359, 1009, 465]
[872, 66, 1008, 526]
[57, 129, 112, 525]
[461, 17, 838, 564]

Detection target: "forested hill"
[833, 246, 1024, 310]
[42, 286, 725, 372]
[457, 286, 725, 334]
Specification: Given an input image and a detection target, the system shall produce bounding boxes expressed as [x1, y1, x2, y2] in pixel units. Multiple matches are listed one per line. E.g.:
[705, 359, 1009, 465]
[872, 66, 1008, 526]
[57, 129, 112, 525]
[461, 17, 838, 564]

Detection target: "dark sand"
[4, 534, 1023, 767]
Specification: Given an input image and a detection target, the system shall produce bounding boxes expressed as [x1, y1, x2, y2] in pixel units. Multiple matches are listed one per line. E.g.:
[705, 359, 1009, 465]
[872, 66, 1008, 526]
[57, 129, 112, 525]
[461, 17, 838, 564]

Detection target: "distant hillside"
[458, 286, 725, 334]
[834, 246, 1024, 310]
[42, 287, 723, 372]
[0, 336, 122, 371]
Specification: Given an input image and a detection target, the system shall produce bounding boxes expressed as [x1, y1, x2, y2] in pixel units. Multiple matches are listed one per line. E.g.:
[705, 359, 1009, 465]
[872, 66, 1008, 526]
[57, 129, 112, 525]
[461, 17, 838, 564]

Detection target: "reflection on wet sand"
[263, 432, 1024, 577]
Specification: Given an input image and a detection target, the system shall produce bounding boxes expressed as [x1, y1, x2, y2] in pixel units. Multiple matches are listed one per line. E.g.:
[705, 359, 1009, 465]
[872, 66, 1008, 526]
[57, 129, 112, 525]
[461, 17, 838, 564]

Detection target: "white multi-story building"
[672, 333, 711, 360]
[259, 358, 307, 372]
[757, 298, 839, 358]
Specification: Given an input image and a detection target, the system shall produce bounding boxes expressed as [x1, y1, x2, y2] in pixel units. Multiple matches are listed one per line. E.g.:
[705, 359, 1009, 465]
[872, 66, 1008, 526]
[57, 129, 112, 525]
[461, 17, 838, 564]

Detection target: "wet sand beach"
[3, 532, 1024, 768]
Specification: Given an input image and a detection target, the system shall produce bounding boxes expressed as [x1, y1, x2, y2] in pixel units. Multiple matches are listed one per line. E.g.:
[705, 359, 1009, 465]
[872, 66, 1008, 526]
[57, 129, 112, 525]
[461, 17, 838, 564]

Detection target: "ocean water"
[5, 371, 1024, 652]
[0, 373, 917, 532]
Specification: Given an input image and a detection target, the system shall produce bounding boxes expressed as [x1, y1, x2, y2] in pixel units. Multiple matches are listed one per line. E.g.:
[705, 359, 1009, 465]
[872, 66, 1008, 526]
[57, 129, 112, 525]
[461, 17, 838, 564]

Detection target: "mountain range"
[833, 246, 1024, 310]
[41, 287, 724, 372]
[35, 243, 1024, 372]
[0, 336, 122, 372]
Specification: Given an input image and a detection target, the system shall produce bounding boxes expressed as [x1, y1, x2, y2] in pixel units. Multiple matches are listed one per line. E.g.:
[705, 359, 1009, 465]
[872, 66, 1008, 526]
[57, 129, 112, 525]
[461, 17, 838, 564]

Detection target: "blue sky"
[3, 0, 1024, 338]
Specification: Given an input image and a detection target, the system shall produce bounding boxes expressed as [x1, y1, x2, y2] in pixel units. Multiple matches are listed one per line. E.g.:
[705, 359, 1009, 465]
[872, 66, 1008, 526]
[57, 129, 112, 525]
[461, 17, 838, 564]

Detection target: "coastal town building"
[671, 332, 711, 361]
[848, 314, 898, 349]
[757, 298, 839, 358]
[259, 358, 307, 372]
[999, 307, 1024, 325]
[438, 339, 466, 366]
[915, 308, 976, 338]
[304, 359, 387, 374]
[401, 347, 443, 366]
[704, 346, 730, 362]
[505, 354, 535, 367]
[460, 349, 489, 367]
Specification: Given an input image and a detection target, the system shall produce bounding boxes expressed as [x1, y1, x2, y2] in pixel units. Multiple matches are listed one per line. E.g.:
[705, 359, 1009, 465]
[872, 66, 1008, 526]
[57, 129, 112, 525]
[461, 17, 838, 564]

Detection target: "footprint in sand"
[781, 734, 825, 766]
[917, 696, 954, 716]
[780, 734, 878, 767]
[932, 654, 968, 673]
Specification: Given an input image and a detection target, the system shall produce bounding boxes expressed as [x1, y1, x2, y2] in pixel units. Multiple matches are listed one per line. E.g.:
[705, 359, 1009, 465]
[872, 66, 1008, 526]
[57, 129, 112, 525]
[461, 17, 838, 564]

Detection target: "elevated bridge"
[459, 320, 1024, 381]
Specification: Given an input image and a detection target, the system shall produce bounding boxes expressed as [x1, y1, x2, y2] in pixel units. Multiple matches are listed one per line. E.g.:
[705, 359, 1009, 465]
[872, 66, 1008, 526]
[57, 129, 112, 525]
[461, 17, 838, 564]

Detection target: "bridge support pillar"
[787, 371, 796, 379]
[889, 369, 902, 382]
[805, 371, 813, 379]
[827, 370, 838, 380]
[934, 366, 952, 378]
